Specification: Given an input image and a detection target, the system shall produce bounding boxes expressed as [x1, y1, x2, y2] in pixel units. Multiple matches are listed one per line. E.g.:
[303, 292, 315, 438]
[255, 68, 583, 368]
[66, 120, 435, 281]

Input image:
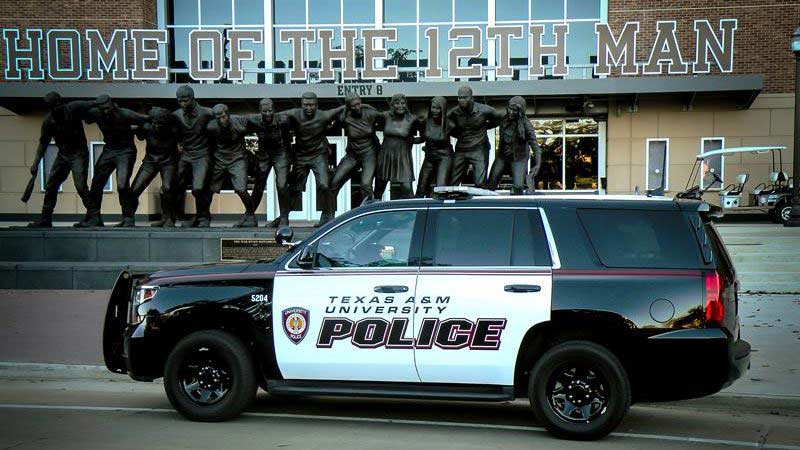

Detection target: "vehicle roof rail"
[432, 186, 500, 200]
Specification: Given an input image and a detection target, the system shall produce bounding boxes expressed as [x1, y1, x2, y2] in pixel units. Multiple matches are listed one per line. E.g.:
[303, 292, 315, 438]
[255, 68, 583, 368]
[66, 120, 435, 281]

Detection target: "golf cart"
[676, 146, 795, 224]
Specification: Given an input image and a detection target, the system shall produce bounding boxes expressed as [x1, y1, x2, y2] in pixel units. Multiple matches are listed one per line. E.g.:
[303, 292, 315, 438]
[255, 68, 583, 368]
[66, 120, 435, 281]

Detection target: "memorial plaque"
[220, 238, 285, 262]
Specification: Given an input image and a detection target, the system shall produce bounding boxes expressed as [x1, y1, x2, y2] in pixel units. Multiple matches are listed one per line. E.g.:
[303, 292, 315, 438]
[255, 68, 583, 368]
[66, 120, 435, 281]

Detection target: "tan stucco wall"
[606, 93, 795, 205]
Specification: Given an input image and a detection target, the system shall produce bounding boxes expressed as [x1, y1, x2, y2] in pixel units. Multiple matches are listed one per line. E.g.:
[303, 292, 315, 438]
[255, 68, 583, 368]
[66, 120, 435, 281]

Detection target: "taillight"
[704, 272, 724, 325]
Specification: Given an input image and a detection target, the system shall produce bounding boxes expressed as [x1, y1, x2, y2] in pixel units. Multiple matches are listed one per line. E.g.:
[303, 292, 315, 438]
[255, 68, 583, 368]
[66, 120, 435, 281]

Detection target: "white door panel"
[273, 271, 420, 382]
[413, 270, 552, 385]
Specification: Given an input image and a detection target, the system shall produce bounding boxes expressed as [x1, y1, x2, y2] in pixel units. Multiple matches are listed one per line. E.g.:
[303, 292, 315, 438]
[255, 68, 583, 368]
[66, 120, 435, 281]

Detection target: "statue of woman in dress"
[374, 93, 423, 200]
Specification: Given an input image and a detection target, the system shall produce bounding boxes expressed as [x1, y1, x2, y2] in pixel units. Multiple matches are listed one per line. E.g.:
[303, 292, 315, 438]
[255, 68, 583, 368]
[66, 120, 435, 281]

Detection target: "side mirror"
[275, 226, 294, 246]
[297, 246, 315, 269]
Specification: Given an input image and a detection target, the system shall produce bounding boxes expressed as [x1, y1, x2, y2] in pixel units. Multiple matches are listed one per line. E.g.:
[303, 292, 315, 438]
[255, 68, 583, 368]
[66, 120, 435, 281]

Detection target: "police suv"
[103, 187, 750, 440]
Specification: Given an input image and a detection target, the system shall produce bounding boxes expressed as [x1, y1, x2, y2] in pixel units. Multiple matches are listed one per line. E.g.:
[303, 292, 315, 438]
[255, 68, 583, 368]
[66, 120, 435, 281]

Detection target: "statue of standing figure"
[330, 92, 382, 205]
[126, 107, 180, 227]
[374, 93, 423, 200]
[75, 94, 149, 228]
[206, 104, 258, 227]
[486, 96, 542, 195]
[26, 92, 95, 227]
[447, 86, 503, 188]
[282, 92, 345, 227]
[173, 86, 214, 228]
[414, 96, 454, 198]
[246, 98, 292, 228]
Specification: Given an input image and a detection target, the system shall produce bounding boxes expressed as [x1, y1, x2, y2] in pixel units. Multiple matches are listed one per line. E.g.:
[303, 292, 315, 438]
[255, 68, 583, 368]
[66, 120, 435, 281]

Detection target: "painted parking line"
[0, 403, 798, 450]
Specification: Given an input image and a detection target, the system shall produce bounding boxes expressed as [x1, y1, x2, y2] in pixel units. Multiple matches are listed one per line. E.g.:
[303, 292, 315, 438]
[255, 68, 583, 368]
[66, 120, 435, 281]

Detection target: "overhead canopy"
[695, 146, 786, 159]
[0, 74, 763, 114]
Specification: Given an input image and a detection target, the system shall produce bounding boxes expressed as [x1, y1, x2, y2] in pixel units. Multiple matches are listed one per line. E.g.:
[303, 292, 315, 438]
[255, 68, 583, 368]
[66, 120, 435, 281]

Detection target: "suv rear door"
[273, 208, 425, 382]
[412, 207, 555, 385]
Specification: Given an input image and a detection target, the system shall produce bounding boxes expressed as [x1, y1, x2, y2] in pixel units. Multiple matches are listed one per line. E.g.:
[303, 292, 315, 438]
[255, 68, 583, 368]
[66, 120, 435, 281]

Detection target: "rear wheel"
[528, 341, 630, 440]
[164, 330, 256, 422]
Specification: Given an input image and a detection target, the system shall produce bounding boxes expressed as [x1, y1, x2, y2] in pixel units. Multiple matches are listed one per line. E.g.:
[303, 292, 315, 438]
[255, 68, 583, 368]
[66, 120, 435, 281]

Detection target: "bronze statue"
[206, 104, 257, 227]
[246, 98, 292, 228]
[414, 96, 454, 198]
[126, 107, 180, 227]
[173, 86, 214, 228]
[26, 92, 95, 227]
[330, 92, 381, 205]
[447, 86, 503, 187]
[486, 96, 542, 195]
[374, 93, 422, 200]
[74, 95, 149, 228]
[283, 92, 345, 227]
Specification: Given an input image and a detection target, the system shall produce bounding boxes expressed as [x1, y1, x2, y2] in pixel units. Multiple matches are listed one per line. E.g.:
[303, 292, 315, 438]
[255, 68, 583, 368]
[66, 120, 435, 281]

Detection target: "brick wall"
[609, 0, 800, 93]
[0, 0, 158, 82]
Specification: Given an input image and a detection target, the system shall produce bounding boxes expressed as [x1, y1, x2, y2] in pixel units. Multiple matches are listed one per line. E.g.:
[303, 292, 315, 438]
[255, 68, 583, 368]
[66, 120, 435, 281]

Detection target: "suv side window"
[314, 210, 420, 268]
[422, 209, 552, 267]
[577, 208, 701, 269]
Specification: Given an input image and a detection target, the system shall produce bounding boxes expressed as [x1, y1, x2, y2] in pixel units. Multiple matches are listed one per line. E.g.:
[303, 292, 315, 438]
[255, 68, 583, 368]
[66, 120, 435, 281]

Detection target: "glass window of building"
[701, 138, 725, 190]
[171, 0, 199, 25]
[531, 0, 564, 20]
[455, 0, 487, 22]
[200, 0, 232, 25]
[309, 0, 341, 24]
[530, 118, 599, 191]
[420, 0, 453, 22]
[646, 139, 669, 191]
[235, 0, 265, 25]
[567, 0, 600, 19]
[496, 0, 528, 22]
[274, 0, 306, 24]
[384, 0, 416, 23]
[344, 0, 375, 23]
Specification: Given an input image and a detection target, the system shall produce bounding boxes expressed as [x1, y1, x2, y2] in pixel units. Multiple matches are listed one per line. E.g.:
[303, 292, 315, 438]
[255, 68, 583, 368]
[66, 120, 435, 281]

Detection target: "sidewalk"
[0, 290, 797, 398]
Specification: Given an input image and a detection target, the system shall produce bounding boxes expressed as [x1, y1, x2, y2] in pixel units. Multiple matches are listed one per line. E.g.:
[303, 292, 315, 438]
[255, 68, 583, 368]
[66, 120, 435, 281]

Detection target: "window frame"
[645, 138, 669, 192]
[285, 207, 427, 271]
[700, 136, 725, 191]
[420, 206, 557, 269]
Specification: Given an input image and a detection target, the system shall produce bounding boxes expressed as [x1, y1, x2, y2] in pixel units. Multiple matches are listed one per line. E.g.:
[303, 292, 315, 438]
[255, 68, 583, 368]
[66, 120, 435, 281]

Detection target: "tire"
[528, 341, 631, 440]
[164, 330, 257, 422]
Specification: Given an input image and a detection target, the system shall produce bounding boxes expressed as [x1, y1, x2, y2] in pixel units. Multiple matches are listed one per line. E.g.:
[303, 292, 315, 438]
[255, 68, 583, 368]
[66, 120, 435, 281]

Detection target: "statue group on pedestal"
[25, 85, 542, 228]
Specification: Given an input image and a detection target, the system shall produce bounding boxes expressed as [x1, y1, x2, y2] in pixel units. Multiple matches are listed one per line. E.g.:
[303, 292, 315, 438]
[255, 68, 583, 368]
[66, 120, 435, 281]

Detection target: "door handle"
[504, 284, 541, 293]
[374, 285, 409, 293]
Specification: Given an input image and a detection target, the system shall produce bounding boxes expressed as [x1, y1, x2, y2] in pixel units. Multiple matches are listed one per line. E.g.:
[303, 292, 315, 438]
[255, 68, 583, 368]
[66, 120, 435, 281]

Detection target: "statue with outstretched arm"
[330, 92, 382, 206]
[127, 107, 180, 227]
[283, 92, 345, 227]
[245, 99, 293, 228]
[75, 95, 149, 228]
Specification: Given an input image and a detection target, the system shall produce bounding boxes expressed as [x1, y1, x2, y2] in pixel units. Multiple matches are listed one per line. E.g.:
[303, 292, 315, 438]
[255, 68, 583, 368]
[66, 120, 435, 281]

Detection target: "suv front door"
[413, 207, 554, 386]
[273, 208, 425, 382]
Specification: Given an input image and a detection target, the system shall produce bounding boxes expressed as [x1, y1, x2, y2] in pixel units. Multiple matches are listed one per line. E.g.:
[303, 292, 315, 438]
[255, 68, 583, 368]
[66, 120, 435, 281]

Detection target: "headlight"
[132, 285, 159, 323]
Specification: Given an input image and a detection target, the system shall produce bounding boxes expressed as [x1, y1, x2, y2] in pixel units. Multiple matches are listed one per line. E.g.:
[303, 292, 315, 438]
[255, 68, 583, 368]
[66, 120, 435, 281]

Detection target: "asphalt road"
[0, 377, 798, 450]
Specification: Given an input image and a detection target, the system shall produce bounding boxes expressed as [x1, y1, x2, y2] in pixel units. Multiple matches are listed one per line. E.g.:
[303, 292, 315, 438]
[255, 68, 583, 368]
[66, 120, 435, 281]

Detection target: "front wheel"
[164, 330, 257, 422]
[528, 341, 630, 440]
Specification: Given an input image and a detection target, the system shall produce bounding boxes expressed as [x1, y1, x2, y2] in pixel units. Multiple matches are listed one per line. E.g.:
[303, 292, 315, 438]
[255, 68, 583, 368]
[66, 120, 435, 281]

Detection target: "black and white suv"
[104, 189, 751, 440]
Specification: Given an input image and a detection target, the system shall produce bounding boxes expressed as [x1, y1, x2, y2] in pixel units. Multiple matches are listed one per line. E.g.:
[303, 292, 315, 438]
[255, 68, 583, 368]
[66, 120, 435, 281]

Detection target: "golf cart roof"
[696, 146, 786, 159]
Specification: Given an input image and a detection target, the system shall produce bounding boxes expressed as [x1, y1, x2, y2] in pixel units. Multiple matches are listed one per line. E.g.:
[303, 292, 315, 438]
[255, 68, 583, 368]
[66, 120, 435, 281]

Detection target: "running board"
[267, 380, 515, 402]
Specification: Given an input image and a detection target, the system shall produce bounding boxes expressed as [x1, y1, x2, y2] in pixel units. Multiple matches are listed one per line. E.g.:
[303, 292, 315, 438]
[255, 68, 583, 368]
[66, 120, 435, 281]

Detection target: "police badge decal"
[282, 307, 310, 344]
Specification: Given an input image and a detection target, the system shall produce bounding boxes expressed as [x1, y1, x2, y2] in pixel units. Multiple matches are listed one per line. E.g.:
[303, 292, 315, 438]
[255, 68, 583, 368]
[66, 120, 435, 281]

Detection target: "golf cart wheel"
[164, 330, 256, 422]
[528, 341, 630, 441]
[774, 202, 792, 224]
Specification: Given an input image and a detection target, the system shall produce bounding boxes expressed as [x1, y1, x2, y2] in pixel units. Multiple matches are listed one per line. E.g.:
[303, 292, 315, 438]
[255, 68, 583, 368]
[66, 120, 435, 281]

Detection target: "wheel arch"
[513, 310, 638, 398]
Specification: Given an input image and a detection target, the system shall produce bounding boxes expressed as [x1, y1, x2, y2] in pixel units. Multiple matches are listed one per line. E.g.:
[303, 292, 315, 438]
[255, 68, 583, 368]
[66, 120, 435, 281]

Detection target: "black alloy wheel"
[529, 341, 630, 440]
[546, 365, 608, 423]
[164, 330, 257, 422]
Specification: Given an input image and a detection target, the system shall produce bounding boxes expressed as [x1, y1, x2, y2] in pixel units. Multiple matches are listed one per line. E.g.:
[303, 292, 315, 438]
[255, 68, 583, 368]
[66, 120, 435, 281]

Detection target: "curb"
[0, 362, 129, 381]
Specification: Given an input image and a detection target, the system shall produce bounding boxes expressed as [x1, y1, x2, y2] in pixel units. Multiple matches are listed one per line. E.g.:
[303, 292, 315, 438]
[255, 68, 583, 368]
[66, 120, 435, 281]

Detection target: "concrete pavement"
[0, 378, 799, 450]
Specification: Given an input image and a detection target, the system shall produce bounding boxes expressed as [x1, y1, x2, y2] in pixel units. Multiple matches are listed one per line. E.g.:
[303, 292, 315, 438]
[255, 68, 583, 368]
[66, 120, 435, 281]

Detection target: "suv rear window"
[577, 209, 701, 269]
[422, 209, 552, 267]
